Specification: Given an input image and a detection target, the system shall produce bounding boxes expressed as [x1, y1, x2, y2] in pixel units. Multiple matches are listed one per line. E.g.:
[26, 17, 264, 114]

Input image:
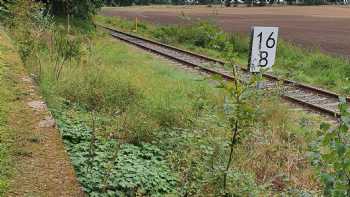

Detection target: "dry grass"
[235, 98, 322, 192]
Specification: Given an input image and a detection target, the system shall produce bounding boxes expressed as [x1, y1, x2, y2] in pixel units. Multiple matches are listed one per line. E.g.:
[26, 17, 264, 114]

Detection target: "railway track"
[99, 25, 349, 118]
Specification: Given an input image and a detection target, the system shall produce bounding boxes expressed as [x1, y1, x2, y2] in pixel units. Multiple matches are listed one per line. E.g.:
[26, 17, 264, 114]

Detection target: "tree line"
[1, 0, 104, 19]
[0, 0, 221, 19]
[1, 0, 347, 21]
[104, 0, 223, 6]
[104, 0, 348, 6]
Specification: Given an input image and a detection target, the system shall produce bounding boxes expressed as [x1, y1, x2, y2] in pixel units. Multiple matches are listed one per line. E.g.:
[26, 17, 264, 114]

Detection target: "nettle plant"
[310, 98, 350, 196]
[215, 58, 263, 195]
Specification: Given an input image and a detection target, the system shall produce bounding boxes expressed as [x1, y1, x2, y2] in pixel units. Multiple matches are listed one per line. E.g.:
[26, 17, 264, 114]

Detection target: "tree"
[104, 0, 114, 5]
[172, 0, 186, 5]
[47, 0, 104, 19]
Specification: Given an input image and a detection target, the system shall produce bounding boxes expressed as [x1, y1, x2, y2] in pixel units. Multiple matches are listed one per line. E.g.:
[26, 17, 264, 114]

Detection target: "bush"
[47, 0, 103, 19]
[310, 99, 350, 196]
[8, 0, 54, 81]
[153, 21, 229, 50]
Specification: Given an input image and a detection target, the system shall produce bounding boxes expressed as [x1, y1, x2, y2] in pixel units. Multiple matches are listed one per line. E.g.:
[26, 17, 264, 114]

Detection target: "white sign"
[249, 26, 279, 73]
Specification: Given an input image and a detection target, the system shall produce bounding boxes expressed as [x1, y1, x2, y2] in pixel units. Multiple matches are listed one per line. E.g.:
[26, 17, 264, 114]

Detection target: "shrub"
[214, 62, 262, 195]
[310, 99, 350, 196]
[153, 21, 229, 50]
[8, 0, 55, 81]
[46, 0, 103, 19]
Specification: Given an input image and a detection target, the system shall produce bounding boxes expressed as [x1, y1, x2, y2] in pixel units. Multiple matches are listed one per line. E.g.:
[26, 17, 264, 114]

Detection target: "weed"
[54, 110, 177, 196]
[310, 99, 350, 196]
[51, 28, 82, 80]
[6, 6, 326, 195]
[35, 30, 322, 196]
[7, 1, 53, 80]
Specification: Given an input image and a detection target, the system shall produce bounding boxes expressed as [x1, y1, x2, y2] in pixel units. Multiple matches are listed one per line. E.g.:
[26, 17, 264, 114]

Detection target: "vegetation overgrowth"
[39, 34, 322, 195]
[309, 99, 350, 196]
[2, 0, 348, 196]
[0, 27, 23, 195]
[95, 15, 350, 95]
[0, 30, 13, 196]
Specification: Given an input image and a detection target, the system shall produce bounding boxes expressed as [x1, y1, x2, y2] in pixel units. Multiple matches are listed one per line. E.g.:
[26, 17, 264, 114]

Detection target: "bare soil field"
[101, 6, 350, 58]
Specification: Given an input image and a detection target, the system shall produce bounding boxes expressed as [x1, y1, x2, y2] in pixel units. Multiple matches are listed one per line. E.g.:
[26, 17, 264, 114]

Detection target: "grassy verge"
[6, 5, 326, 195]
[0, 28, 19, 195]
[19, 26, 323, 195]
[95, 15, 350, 95]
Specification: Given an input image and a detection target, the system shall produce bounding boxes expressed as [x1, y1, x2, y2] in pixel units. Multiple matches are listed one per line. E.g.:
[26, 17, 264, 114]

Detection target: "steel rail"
[98, 24, 349, 118]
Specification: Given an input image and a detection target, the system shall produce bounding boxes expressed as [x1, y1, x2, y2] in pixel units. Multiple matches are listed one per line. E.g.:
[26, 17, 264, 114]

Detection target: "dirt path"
[0, 29, 84, 196]
[101, 6, 350, 58]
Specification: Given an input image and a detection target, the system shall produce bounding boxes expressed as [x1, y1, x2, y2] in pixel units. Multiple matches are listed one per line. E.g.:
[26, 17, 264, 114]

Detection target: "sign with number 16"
[249, 26, 279, 73]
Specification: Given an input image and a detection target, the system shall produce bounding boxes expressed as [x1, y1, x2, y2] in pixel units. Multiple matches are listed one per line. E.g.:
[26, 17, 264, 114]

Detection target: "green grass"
[0, 29, 16, 196]
[7, 11, 326, 195]
[36, 29, 321, 195]
[0, 60, 11, 196]
[35, 30, 231, 195]
[95, 15, 350, 95]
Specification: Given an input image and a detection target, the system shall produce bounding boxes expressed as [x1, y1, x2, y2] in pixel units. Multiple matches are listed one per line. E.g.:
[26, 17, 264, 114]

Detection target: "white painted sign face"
[249, 26, 279, 73]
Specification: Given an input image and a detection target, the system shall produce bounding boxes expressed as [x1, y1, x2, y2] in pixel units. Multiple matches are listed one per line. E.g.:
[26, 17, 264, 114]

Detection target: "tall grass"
[96, 15, 350, 94]
[61, 35, 220, 129]
[26, 28, 322, 194]
[6, 4, 326, 194]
